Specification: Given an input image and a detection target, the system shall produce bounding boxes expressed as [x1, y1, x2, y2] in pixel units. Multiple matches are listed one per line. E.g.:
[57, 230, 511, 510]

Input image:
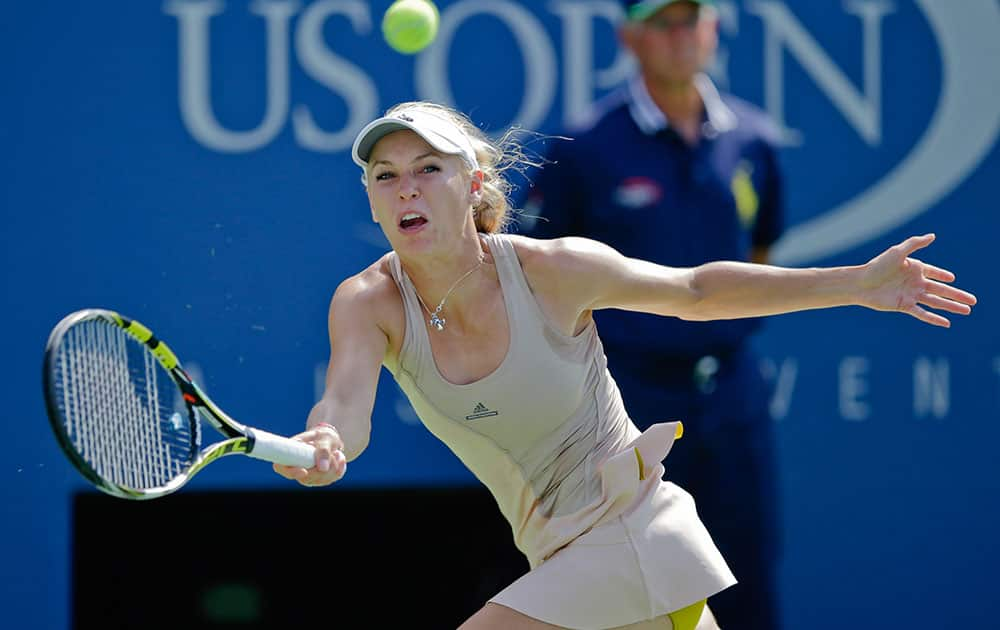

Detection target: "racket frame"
[43, 308, 311, 500]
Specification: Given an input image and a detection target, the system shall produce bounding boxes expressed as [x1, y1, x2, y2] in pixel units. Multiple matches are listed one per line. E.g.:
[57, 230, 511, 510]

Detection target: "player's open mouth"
[399, 212, 428, 231]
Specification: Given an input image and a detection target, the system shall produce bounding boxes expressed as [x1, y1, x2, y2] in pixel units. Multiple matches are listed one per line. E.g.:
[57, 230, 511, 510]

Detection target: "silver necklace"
[413, 252, 486, 332]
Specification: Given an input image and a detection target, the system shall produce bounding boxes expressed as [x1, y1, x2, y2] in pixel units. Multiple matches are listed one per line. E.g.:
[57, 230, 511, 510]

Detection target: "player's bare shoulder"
[508, 234, 610, 288]
[507, 234, 603, 335]
[329, 253, 405, 342]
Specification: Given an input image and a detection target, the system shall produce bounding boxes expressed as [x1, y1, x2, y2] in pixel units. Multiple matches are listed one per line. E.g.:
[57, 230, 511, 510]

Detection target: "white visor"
[351, 107, 480, 174]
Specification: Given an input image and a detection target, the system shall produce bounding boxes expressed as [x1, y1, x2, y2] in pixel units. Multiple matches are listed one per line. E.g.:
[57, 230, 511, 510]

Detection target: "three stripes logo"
[465, 402, 499, 421]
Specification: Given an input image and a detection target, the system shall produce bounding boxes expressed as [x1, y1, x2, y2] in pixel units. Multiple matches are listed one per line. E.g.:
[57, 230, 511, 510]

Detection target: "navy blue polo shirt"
[521, 75, 785, 359]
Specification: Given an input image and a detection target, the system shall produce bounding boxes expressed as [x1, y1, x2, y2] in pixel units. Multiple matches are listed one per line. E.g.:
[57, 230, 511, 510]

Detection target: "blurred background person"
[520, 1, 786, 627]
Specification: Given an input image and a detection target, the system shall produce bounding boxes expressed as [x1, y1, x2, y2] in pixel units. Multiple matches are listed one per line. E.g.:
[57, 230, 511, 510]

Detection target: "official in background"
[520, 1, 785, 627]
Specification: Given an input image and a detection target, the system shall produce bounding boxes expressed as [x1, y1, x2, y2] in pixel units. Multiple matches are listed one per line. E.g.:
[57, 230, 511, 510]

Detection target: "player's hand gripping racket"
[43, 309, 317, 499]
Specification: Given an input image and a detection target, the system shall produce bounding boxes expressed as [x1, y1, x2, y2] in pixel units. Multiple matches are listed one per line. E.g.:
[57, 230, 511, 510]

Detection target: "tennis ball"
[382, 0, 440, 55]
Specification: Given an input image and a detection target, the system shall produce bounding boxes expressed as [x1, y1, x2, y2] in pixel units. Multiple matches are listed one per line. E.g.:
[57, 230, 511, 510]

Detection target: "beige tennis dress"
[384, 234, 735, 629]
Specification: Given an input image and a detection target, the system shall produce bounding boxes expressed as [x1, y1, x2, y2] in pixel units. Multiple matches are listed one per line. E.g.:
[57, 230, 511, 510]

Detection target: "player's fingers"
[910, 258, 954, 282]
[289, 449, 346, 485]
[299, 462, 346, 486]
[898, 233, 934, 257]
[907, 305, 950, 328]
[315, 449, 347, 477]
[333, 449, 347, 477]
[326, 451, 348, 479]
[274, 464, 311, 481]
[314, 449, 331, 473]
[309, 424, 345, 452]
[312, 441, 344, 473]
[919, 292, 972, 315]
[925, 280, 977, 307]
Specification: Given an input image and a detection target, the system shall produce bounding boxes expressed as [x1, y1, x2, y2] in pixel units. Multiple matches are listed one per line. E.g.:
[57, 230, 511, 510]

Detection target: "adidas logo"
[465, 402, 499, 421]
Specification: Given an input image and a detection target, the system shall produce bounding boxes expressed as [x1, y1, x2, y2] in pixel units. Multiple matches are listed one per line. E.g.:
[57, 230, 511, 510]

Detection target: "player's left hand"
[859, 234, 977, 327]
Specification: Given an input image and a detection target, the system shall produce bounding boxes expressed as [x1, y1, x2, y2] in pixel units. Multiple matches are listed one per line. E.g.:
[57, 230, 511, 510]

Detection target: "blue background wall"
[2, 1, 998, 627]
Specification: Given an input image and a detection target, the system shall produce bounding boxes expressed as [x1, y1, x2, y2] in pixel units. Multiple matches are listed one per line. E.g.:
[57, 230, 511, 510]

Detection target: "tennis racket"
[43, 308, 317, 500]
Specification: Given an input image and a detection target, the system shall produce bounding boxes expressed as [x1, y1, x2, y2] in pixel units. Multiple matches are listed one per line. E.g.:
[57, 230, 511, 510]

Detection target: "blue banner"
[2, 1, 998, 628]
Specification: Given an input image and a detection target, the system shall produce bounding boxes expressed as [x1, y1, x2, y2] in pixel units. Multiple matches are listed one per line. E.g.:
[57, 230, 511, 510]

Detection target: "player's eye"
[419, 164, 440, 174]
[374, 170, 395, 181]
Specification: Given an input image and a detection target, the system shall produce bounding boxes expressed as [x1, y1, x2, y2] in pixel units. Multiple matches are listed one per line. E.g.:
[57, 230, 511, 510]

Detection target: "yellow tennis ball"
[382, 0, 440, 55]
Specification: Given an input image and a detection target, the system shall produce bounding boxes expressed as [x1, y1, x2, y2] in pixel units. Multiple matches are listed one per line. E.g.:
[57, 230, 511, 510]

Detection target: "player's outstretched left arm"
[533, 233, 976, 327]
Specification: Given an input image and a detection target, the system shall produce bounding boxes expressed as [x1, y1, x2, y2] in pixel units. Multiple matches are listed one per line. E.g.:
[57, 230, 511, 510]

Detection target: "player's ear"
[469, 170, 484, 206]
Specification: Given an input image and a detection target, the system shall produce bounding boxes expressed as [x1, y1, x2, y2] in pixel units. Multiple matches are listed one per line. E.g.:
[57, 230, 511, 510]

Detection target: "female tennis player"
[273, 101, 976, 630]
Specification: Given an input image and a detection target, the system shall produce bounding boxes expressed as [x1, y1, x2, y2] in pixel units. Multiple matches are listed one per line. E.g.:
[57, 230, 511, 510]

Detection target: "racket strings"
[54, 319, 195, 490]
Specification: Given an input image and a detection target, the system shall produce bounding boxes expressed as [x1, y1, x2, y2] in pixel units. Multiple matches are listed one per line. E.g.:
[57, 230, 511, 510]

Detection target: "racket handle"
[246, 428, 317, 468]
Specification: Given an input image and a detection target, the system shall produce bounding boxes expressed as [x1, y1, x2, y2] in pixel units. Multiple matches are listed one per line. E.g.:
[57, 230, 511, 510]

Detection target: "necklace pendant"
[429, 313, 446, 331]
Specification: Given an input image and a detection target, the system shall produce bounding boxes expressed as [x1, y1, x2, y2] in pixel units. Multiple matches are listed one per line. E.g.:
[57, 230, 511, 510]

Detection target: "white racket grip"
[246, 428, 316, 468]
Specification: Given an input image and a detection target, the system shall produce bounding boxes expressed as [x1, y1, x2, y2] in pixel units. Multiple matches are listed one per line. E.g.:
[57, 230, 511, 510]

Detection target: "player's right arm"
[273, 270, 390, 486]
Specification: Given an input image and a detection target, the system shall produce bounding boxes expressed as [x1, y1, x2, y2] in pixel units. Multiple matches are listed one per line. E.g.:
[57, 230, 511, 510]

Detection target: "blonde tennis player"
[273, 101, 976, 630]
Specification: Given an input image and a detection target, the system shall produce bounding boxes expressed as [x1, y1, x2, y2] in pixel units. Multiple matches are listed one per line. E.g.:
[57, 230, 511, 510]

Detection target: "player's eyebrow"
[371, 152, 440, 168]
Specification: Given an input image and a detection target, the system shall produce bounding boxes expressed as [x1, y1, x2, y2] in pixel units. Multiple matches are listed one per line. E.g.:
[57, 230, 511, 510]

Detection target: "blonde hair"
[383, 101, 540, 234]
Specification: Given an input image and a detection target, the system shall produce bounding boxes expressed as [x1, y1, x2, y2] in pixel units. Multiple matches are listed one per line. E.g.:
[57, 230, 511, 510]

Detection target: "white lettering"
[745, 0, 895, 146]
[913, 356, 949, 419]
[164, 0, 298, 153]
[839, 356, 870, 421]
[291, 0, 378, 152]
[708, 0, 741, 89]
[548, 1, 632, 127]
[415, 0, 557, 132]
[760, 357, 797, 421]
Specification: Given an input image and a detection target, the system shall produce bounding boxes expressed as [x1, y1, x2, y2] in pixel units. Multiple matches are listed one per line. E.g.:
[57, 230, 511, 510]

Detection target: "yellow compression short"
[668, 599, 706, 630]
